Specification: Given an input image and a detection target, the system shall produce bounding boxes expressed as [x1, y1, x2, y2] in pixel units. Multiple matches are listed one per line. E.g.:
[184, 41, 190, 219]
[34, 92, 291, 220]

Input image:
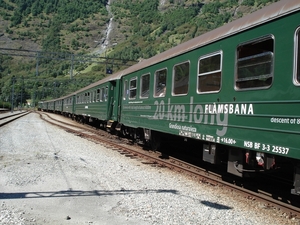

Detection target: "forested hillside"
[0, 0, 277, 108]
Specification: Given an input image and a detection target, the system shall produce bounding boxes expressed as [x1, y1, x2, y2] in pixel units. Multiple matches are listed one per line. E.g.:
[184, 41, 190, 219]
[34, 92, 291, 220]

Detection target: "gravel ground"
[0, 112, 298, 225]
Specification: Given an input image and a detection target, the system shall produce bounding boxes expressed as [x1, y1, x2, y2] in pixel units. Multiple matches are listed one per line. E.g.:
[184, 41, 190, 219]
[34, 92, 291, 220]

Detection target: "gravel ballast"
[0, 113, 298, 224]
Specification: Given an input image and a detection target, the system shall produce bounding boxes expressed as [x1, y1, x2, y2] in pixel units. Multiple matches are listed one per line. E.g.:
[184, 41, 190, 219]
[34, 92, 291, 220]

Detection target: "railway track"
[0, 111, 31, 127]
[37, 111, 300, 220]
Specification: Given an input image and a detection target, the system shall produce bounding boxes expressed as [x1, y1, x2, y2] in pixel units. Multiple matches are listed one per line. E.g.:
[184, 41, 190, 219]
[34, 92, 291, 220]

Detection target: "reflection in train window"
[123, 80, 128, 100]
[236, 36, 274, 90]
[129, 78, 137, 99]
[140, 73, 150, 98]
[154, 69, 167, 97]
[198, 52, 222, 93]
[173, 61, 189, 95]
[96, 89, 100, 102]
[105, 87, 108, 101]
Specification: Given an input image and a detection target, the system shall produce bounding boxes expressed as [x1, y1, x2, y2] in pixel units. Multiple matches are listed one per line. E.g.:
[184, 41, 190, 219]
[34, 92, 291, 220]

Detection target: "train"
[38, 0, 300, 195]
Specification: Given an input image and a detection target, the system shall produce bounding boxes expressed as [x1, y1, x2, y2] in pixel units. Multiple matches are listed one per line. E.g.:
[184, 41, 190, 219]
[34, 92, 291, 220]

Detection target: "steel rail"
[37, 111, 300, 220]
[0, 111, 31, 127]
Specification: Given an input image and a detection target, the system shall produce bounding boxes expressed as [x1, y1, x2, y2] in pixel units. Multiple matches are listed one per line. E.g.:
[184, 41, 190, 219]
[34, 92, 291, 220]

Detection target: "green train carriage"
[43, 99, 55, 112]
[117, 0, 300, 194]
[54, 97, 64, 114]
[74, 72, 122, 130]
[37, 101, 43, 111]
[62, 93, 76, 118]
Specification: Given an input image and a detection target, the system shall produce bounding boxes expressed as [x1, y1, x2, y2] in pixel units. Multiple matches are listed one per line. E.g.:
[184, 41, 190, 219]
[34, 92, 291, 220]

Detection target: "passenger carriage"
[37, 101, 44, 111]
[116, 1, 300, 194]
[54, 97, 64, 114]
[62, 93, 76, 118]
[74, 72, 122, 130]
[39, 0, 300, 195]
[44, 99, 55, 113]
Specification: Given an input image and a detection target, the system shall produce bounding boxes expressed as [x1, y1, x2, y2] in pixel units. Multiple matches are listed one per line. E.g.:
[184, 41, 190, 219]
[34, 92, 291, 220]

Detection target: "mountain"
[0, 0, 277, 108]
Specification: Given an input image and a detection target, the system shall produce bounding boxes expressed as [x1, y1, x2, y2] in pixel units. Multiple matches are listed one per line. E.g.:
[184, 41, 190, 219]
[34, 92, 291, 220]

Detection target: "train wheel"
[150, 131, 161, 151]
[121, 126, 127, 137]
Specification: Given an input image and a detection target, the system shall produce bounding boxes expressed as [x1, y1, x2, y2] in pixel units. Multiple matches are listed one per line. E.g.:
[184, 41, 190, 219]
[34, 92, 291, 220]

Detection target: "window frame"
[84, 93, 88, 103]
[235, 35, 274, 91]
[140, 73, 150, 99]
[96, 88, 100, 102]
[129, 77, 137, 100]
[90, 91, 93, 103]
[100, 87, 105, 102]
[172, 61, 190, 96]
[294, 27, 300, 86]
[104, 86, 108, 102]
[197, 51, 222, 94]
[154, 68, 167, 98]
[123, 80, 128, 100]
[93, 90, 96, 102]
[87, 92, 90, 103]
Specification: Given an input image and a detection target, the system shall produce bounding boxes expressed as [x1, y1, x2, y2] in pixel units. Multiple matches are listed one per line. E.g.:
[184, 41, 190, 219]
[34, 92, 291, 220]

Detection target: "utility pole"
[21, 76, 24, 110]
[11, 76, 15, 113]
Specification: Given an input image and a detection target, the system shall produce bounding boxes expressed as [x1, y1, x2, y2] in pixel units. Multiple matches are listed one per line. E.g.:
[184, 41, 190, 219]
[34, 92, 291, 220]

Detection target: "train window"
[154, 68, 167, 97]
[105, 87, 108, 101]
[101, 87, 105, 102]
[198, 52, 222, 93]
[96, 89, 100, 102]
[294, 27, 300, 85]
[129, 78, 137, 99]
[236, 36, 274, 89]
[123, 80, 128, 100]
[140, 73, 150, 98]
[173, 61, 190, 95]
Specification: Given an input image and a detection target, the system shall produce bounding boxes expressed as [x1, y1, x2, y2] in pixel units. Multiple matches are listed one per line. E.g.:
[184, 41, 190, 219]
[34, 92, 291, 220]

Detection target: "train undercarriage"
[54, 112, 300, 196]
[116, 124, 300, 196]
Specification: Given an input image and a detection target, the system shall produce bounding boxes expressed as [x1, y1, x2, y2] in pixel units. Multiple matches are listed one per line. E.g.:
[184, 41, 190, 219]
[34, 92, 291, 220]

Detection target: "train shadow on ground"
[0, 189, 179, 199]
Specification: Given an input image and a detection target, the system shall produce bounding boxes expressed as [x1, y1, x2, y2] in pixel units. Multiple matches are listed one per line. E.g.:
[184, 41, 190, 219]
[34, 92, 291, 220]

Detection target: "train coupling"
[106, 120, 117, 132]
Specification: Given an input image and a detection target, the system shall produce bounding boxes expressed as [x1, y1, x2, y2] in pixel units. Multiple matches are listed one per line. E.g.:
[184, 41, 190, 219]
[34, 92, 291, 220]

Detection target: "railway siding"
[0, 112, 297, 224]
